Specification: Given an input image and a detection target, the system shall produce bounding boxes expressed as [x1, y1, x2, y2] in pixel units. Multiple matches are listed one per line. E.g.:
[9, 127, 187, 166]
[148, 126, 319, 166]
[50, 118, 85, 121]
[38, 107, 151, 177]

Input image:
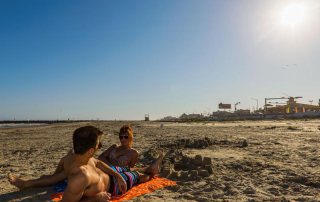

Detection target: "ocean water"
[0, 123, 47, 129]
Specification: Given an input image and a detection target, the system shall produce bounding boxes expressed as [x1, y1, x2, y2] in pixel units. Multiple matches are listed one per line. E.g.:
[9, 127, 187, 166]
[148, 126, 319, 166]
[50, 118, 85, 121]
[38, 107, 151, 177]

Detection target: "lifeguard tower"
[144, 114, 150, 121]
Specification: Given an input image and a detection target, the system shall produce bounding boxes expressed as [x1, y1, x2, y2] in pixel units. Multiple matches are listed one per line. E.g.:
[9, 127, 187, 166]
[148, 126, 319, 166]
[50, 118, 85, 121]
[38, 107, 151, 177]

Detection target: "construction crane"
[268, 101, 287, 105]
[282, 93, 303, 101]
[264, 97, 286, 111]
[264, 96, 303, 113]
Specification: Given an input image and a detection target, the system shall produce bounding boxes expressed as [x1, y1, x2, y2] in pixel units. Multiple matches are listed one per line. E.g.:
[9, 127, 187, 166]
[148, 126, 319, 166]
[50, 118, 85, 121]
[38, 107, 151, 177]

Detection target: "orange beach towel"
[51, 176, 176, 202]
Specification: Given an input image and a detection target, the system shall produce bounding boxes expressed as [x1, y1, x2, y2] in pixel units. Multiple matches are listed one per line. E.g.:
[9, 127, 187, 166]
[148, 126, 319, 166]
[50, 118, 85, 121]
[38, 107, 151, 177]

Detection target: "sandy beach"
[1, 120, 320, 201]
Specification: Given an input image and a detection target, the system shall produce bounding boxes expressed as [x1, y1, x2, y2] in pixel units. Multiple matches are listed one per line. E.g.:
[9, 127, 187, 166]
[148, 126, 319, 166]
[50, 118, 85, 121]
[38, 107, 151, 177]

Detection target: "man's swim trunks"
[108, 165, 140, 196]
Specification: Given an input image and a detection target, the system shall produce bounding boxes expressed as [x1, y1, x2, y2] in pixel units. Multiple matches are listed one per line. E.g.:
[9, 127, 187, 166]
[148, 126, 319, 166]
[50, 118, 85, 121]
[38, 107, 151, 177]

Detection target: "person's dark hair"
[73, 126, 103, 154]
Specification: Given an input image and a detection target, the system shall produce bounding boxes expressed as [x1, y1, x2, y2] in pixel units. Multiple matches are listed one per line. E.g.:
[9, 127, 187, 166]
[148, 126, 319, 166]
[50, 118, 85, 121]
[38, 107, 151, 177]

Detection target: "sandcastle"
[144, 137, 248, 181]
[161, 153, 213, 180]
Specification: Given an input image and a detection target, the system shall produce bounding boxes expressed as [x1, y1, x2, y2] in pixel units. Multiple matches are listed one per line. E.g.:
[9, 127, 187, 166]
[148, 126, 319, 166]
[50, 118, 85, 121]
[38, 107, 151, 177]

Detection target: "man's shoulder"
[68, 166, 90, 185]
[88, 157, 98, 165]
[62, 152, 74, 164]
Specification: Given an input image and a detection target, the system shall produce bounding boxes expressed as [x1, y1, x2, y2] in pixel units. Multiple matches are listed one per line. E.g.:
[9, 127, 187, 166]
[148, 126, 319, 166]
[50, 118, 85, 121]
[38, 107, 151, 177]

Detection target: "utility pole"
[234, 102, 240, 112]
[251, 98, 259, 111]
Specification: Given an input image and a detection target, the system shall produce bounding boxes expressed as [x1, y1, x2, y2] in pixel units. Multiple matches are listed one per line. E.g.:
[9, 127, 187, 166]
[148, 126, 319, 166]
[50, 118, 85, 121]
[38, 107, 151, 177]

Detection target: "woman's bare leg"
[145, 152, 164, 176]
[132, 152, 164, 176]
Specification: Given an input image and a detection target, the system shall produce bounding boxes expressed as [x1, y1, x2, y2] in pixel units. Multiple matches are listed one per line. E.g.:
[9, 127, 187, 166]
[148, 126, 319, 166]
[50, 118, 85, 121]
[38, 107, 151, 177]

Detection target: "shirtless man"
[9, 126, 127, 202]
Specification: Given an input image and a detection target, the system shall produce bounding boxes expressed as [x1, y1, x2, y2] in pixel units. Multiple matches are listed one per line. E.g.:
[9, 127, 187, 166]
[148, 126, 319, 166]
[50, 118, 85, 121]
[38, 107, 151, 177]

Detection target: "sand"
[0, 120, 320, 201]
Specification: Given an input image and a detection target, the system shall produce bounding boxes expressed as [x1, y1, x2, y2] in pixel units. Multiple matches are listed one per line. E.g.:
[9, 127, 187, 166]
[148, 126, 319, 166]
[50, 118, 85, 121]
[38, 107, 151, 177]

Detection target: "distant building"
[161, 116, 178, 121]
[266, 97, 320, 114]
[179, 113, 204, 120]
[234, 109, 251, 115]
[211, 111, 233, 117]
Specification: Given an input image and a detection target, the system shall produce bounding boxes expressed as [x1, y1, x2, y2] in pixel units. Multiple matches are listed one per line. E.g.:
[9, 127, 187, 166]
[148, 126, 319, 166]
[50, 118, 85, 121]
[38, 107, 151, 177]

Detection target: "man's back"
[62, 154, 111, 202]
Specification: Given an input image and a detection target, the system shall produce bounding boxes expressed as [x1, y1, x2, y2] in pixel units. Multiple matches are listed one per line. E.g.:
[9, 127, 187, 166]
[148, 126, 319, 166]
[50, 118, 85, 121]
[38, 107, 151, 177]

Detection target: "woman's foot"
[8, 174, 29, 190]
[138, 174, 150, 183]
[150, 152, 165, 176]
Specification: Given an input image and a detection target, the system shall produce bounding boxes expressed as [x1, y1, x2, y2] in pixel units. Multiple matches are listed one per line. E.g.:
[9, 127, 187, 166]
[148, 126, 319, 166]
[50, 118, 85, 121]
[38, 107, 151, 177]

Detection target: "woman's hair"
[119, 125, 133, 147]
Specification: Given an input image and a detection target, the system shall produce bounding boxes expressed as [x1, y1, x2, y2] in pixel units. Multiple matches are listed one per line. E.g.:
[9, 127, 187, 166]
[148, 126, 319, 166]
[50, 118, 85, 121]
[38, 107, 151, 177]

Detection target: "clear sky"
[1, 0, 320, 120]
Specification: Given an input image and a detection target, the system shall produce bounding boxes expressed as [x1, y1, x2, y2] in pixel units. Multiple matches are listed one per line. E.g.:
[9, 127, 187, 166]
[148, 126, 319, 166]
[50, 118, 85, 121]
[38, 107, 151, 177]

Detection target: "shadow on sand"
[0, 187, 55, 202]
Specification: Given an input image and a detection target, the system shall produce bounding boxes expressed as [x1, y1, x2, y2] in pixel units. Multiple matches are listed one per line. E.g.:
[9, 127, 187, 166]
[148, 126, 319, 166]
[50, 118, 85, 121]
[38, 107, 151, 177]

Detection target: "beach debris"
[204, 137, 212, 145]
[178, 139, 186, 147]
[224, 184, 239, 195]
[243, 186, 256, 195]
[194, 196, 211, 202]
[185, 139, 190, 147]
[286, 175, 320, 188]
[238, 139, 248, 148]
[0, 163, 11, 168]
[193, 140, 200, 148]
[287, 126, 299, 130]
[264, 126, 277, 130]
[202, 140, 210, 147]
[182, 193, 194, 200]
[268, 187, 280, 195]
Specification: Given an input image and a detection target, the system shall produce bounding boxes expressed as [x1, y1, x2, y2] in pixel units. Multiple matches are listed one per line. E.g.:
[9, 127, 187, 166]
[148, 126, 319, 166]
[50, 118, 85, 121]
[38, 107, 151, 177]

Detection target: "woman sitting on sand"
[8, 125, 163, 197]
[96, 125, 164, 196]
[98, 125, 163, 177]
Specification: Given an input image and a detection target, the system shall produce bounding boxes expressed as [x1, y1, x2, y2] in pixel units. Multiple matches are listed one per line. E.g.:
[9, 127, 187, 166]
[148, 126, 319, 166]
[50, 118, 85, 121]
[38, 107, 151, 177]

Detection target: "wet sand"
[0, 120, 320, 201]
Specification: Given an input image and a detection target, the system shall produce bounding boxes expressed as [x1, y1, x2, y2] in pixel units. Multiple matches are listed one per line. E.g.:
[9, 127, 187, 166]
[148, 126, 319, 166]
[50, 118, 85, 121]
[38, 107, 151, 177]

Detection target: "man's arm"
[54, 156, 65, 174]
[95, 159, 127, 194]
[54, 150, 73, 174]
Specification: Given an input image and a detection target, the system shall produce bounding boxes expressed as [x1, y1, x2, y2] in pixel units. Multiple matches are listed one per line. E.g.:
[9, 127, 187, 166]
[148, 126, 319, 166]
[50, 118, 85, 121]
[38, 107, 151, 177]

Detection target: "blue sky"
[1, 0, 320, 120]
